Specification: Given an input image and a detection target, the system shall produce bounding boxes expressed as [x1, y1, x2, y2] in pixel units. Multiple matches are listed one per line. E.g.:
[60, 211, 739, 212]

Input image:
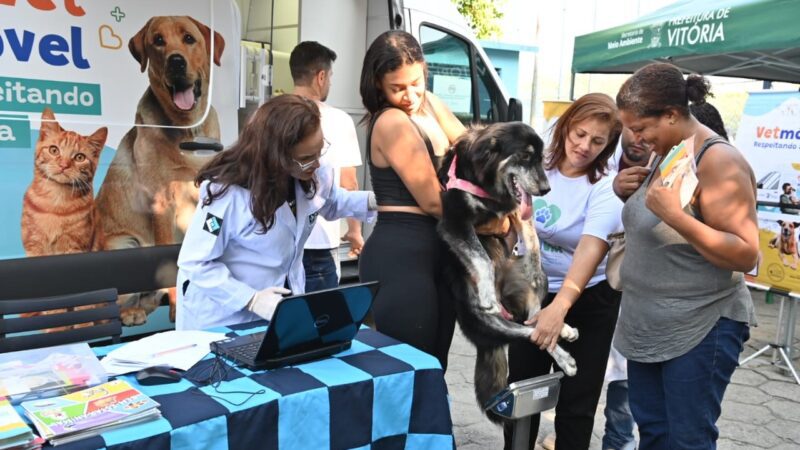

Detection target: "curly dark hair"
[545, 93, 622, 184]
[195, 94, 320, 232]
[617, 62, 711, 118]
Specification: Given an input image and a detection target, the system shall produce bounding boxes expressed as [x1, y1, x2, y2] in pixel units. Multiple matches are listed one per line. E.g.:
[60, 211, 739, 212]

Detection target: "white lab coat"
[176, 167, 375, 331]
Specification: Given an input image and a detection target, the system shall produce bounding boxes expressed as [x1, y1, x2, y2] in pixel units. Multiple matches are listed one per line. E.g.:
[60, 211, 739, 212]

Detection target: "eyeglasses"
[293, 138, 330, 171]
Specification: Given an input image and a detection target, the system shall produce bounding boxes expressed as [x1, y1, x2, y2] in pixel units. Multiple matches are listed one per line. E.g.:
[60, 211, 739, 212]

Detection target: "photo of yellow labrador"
[769, 220, 800, 270]
[95, 16, 225, 325]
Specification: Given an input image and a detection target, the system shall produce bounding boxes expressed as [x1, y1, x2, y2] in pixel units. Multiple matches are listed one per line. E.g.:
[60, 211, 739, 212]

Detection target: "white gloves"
[246, 286, 292, 320]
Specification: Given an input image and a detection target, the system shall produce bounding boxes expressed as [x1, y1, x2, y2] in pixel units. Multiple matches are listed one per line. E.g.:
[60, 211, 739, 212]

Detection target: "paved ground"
[446, 289, 800, 449]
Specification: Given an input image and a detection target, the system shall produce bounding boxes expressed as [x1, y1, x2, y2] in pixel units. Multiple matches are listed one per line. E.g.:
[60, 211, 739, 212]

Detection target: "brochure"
[659, 137, 699, 208]
[0, 343, 107, 405]
[21, 380, 160, 446]
[0, 399, 35, 450]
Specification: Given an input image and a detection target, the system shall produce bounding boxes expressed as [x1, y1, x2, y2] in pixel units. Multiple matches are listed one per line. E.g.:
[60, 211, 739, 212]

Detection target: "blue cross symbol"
[110, 6, 125, 23]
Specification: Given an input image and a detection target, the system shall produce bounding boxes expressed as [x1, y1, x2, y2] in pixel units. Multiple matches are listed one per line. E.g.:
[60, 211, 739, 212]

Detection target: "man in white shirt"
[290, 41, 363, 292]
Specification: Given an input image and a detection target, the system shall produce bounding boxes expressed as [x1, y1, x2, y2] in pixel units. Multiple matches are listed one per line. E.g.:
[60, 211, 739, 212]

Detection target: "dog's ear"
[187, 16, 226, 66]
[778, 220, 785, 226]
[129, 18, 153, 73]
[440, 131, 475, 184]
[794, 222, 800, 228]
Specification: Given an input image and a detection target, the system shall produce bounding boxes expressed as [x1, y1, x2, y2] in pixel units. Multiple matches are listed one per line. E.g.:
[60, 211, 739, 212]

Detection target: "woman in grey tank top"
[613, 63, 758, 450]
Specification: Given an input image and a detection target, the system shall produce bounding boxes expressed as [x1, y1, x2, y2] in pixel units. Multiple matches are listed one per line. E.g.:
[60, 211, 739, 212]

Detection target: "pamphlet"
[659, 137, 699, 208]
[0, 399, 36, 450]
[0, 343, 106, 405]
[21, 379, 160, 446]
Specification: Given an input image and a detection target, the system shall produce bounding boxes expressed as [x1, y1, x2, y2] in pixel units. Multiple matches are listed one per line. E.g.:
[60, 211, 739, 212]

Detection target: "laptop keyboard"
[229, 332, 265, 359]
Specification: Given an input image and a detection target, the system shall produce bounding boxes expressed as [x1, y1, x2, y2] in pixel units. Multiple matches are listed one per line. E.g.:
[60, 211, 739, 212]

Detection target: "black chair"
[0, 288, 121, 353]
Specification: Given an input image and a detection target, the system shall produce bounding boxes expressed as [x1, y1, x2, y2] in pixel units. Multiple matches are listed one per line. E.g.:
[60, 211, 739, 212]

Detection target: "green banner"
[572, 0, 800, 76]
[0, 114, 31, 148]
[0, 76, 101, 116]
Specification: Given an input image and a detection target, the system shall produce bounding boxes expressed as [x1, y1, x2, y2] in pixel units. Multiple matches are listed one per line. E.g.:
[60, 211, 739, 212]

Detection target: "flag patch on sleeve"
[203, 213, 223, 236]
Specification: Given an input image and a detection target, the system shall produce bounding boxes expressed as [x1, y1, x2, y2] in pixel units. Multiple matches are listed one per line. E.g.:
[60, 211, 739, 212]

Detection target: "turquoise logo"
[533, 199, 561, 228]
[0, 114, 31, 148]
[0, 76, 101, 116]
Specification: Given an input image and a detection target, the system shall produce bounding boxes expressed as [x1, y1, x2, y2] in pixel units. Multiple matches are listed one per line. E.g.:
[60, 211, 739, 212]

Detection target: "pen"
[151, 343, 198, 358]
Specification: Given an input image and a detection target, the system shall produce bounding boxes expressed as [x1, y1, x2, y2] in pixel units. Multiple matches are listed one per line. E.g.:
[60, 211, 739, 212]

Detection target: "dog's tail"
[474, 345, 509, 424]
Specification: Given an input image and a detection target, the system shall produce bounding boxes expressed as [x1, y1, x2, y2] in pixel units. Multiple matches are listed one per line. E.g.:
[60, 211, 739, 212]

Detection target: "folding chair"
[0, 288, 121, 353]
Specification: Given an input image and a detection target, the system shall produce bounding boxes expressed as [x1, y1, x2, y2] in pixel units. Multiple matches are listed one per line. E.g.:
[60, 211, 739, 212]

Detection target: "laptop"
[210, 281, 378, 370]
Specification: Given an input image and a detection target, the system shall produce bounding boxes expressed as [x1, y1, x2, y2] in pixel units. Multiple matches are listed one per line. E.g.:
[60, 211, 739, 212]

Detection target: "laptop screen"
[254, 282, 378, 361]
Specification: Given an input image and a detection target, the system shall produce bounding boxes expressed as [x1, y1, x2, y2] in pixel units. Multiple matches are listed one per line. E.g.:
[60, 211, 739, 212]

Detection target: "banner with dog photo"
[0, 0, 241, 261]
[737, 91, 800, 292]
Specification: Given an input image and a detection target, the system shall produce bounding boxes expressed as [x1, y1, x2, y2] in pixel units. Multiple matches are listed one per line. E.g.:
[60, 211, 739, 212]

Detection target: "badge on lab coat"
[203, 213, 223, 236]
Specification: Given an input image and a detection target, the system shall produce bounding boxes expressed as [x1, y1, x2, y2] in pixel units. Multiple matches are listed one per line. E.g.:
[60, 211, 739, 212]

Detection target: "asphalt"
[446, 289, 800, 449]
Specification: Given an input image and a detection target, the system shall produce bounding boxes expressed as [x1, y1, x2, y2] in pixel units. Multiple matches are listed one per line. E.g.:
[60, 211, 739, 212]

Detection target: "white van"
[0, 0, 519, 332]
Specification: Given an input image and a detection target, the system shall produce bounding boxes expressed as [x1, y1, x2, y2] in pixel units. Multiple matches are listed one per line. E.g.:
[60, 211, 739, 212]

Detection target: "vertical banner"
[0, 0, 241, 260]
[737, 91, 800, 291]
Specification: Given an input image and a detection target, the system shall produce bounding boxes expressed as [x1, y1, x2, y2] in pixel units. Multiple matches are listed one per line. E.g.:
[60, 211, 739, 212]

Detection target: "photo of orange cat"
[21, 108, 108, 257]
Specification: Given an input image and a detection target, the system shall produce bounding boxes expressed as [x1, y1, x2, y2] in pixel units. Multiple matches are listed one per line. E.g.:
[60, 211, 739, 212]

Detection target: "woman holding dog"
[612, 63, 757, 449]
[176, 94, 376, 331]
[505, 93, 624, 450]
[357, 30, 465, 369]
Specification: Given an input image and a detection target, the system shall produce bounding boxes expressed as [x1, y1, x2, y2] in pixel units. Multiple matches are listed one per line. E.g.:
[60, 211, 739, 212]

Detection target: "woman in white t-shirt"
[504, 93, 624, 450]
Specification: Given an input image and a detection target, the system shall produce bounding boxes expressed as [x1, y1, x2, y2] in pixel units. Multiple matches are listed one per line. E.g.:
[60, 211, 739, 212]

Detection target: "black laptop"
[210, 282, 378, 370]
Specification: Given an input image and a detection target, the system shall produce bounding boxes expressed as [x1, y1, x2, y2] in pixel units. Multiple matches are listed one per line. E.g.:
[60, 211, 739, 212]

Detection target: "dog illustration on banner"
[437, 122, 578, 423]
[95, 16, 225, 325]
[769, 220, 800, 269]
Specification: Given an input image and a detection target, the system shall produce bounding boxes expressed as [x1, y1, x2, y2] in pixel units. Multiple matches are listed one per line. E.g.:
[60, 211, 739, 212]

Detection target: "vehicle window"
[419, 25, 473, 125]
[475, 53, 504, 123]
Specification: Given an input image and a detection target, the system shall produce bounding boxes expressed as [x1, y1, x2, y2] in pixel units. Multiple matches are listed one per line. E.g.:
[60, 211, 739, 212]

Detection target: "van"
[0, 0, 520, 335]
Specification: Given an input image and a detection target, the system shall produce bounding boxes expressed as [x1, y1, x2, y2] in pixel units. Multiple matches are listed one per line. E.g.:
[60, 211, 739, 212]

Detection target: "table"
[51, 321, 455, 450]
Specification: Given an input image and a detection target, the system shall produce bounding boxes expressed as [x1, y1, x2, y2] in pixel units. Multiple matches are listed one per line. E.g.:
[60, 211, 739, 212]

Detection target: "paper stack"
[659, 137, 698, 208]
[0, 399, 42, 450]
[101, 330, 225, 376]
[21, 379, 160, 446]
[0, 343, 107, 405]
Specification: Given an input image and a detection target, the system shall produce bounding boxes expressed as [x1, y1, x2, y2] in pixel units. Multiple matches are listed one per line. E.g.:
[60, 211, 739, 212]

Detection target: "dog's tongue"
[173, 87, 195, 111]
[518, 185, 533, 221]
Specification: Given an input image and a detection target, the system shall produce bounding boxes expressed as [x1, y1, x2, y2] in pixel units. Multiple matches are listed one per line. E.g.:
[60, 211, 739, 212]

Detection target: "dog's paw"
[120, 307, 148, 326]
[558, 354, 577, 377]
[561, 325, 579, 342]
[550, 345, 577, 377]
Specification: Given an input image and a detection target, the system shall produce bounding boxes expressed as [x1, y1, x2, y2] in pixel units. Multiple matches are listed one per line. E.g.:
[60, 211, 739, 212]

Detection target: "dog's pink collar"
[446, 154, 493, 200]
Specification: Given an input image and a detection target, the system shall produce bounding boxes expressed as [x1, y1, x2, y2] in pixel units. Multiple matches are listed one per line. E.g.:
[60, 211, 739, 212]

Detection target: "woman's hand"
[613, 166, 650, 201]
[645, 173, 685, 224]
[526, 299, 569, 352]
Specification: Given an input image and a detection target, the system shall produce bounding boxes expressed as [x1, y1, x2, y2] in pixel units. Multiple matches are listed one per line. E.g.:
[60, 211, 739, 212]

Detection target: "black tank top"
[367, 108, 441, 207]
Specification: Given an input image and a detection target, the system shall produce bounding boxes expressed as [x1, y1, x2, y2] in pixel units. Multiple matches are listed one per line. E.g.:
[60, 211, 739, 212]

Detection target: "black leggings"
[359, 212, 456, 370]
[504, 280, 621, 450]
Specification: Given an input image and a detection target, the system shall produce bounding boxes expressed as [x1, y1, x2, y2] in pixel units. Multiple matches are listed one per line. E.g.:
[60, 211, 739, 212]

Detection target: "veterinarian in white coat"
[176, 95, 376, 331]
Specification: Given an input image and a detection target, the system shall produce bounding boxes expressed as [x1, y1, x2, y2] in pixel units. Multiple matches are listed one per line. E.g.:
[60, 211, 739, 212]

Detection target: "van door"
[406, 10, 511, 124]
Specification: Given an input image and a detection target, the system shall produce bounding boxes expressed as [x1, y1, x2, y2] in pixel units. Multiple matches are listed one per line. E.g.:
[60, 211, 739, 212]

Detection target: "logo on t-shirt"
[533, 199, 561, 228]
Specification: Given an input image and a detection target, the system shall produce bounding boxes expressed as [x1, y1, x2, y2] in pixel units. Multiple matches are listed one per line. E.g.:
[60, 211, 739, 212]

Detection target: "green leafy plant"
[451, 0, 504, 39]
